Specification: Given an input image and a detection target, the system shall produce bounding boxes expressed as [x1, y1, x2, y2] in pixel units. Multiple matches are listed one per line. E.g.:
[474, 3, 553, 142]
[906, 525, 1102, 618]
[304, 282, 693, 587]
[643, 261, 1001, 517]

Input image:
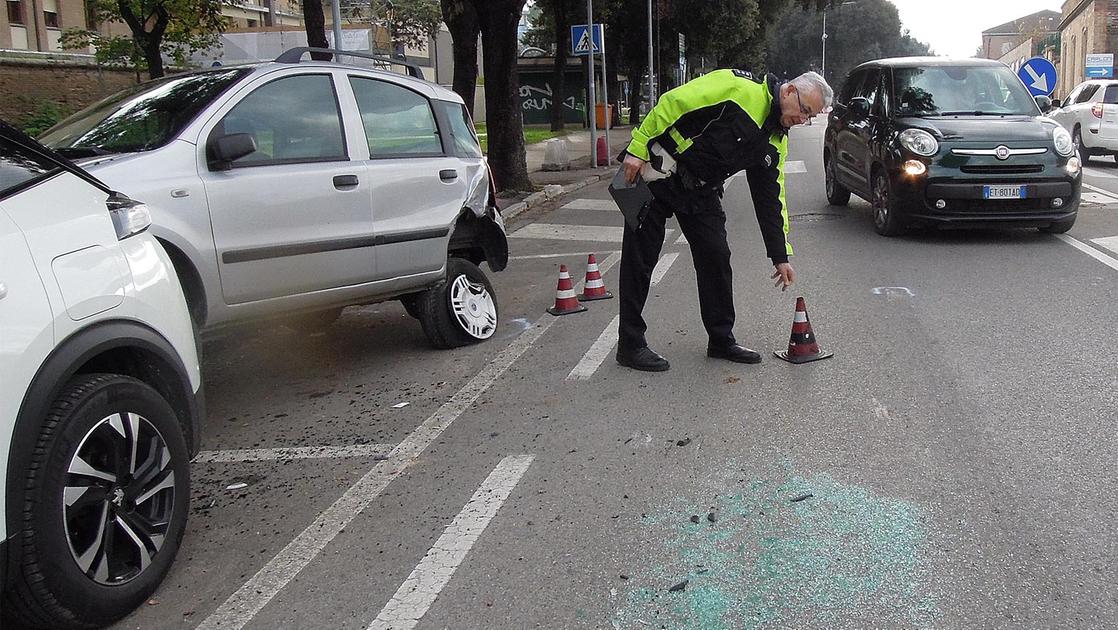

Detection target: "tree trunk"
[549, 2, 569, 132]
[627, 64, 643, 126]
[442, 0, 480, 116]
[475, 0, 532, 193]
[303, 0, 331, 61]
[142, 36, 165, 79]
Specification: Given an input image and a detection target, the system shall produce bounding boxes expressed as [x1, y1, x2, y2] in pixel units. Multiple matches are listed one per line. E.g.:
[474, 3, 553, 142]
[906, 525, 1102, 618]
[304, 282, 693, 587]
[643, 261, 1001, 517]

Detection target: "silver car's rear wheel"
[417, 257, 499, 349]
[449, 274, 497, 340]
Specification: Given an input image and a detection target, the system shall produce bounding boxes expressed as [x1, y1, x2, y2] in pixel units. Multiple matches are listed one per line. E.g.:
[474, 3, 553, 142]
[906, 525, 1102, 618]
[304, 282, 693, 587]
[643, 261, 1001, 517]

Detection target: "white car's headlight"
[898, 129, 939, 157]
[1053, 126, 1075, 157]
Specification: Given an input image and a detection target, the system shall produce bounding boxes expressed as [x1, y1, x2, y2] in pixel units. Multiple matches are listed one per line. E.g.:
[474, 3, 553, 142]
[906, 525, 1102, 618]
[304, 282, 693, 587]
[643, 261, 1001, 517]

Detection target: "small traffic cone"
[578, 254, 613, 301]
[774, 297, 833, 364]
[547, 264, 588, 316]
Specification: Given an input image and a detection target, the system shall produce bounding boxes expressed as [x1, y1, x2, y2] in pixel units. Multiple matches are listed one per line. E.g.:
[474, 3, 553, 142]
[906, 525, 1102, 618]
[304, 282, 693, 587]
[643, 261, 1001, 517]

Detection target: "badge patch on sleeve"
[764, 154, 773, 167]
[732, 69, 761, 83]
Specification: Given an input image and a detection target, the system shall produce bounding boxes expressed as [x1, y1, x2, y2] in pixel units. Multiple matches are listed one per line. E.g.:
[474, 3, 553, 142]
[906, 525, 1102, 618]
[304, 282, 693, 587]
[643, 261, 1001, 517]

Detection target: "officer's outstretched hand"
[622, 154, 646, 185]
[772, 263, 795, 291]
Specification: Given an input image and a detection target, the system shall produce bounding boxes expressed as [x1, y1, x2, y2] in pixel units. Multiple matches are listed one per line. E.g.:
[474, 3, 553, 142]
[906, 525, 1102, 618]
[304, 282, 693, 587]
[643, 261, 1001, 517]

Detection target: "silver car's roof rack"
[274, 47, 424, 79]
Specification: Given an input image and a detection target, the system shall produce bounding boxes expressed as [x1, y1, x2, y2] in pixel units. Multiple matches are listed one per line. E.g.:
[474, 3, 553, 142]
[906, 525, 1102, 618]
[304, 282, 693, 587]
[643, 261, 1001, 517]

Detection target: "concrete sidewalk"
[495, 124, 634, 220]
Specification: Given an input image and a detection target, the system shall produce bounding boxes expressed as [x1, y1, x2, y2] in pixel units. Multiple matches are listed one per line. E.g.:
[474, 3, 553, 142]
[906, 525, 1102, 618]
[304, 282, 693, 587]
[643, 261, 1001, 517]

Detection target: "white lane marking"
[1091, 235, 1118, 256]
[510, 250, 620, 261]
[1081, 182, 1118, 201]
[650, 252, 680, 286]
[567, 315, 622, 380]
[675, 233, 689, 246]
[566, 253, 680, 381]
[193, 256, 623, 630]
[784, 160, 807, 173]
[1083, 166, 1118, 179]
[1056, 234, 1118, 272]
[194, 445, 394, 463]
[510, 224, 673, 243]
[1081, 192, 1118, 205]
[562, 198, 617, 211]
[368, 455, 534, 630]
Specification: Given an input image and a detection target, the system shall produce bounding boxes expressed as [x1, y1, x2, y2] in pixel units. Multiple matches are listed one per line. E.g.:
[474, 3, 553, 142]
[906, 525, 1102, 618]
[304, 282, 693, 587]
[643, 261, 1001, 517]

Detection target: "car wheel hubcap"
[64, 412, 176, 585]
[873, 175, 890, 227]
[449, 275, 496, 340]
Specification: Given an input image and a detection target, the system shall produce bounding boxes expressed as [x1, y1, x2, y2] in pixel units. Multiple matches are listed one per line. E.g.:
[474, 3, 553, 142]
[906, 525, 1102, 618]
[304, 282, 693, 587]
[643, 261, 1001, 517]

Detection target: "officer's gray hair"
[792, 71, 834, 108]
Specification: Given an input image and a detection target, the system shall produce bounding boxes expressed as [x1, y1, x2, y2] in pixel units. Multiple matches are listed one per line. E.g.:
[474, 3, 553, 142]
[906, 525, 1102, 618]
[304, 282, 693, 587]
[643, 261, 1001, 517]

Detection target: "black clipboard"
[608, 166, 653, 231]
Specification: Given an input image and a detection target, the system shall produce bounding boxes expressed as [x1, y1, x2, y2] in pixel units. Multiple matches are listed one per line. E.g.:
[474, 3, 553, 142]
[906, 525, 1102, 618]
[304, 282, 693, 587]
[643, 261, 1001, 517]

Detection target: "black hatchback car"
[824, 57, 1081, 236]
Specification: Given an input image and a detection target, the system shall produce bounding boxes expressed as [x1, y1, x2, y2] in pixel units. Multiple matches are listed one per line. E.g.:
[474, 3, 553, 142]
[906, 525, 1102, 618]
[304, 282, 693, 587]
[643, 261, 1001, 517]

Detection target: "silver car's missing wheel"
[449, 274, 497, 340]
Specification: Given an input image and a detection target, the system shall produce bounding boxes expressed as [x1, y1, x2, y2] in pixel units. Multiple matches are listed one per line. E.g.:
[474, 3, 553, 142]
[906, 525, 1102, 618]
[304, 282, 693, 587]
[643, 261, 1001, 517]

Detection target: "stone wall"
[0, 58, 138, 126]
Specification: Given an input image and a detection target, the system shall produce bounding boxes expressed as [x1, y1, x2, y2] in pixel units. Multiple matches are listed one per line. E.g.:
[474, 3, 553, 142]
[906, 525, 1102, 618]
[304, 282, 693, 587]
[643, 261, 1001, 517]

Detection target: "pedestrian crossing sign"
[571, 24, 603, 56]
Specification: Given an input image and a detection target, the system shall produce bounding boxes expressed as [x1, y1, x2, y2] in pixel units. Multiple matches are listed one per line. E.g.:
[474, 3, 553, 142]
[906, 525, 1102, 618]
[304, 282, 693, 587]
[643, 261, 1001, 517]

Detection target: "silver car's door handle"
[0, 282, 7, 300]
[439, 169, 458, 182]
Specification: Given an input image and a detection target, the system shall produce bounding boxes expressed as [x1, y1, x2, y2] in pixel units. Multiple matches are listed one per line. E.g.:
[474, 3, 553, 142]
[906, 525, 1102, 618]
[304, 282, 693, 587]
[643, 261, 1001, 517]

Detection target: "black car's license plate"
[983, 185, 1027, 200]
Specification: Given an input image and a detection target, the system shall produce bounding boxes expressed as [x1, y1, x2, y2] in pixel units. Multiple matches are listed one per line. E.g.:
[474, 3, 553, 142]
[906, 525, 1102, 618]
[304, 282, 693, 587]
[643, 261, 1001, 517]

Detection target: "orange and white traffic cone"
[547, 264, 588, 316]
[774, 297, 833, 364]
[578, 254, 613, 301]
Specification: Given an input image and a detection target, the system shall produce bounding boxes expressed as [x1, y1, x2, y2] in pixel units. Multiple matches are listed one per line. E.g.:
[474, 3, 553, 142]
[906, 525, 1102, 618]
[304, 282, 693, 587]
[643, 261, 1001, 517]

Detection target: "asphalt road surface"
[107, 123, 1117, 630]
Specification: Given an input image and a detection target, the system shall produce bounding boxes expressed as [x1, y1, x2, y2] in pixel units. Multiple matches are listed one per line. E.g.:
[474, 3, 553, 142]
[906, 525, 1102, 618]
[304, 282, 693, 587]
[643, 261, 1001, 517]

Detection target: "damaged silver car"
[39, 49, 508, 348]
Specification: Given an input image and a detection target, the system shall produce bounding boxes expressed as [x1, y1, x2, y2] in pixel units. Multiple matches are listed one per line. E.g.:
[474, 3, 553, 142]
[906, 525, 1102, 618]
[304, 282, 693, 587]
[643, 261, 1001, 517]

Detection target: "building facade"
[981, 10, 1061, 61]
[1, 0, 84, 51]
[1058, 0, 1118, 98]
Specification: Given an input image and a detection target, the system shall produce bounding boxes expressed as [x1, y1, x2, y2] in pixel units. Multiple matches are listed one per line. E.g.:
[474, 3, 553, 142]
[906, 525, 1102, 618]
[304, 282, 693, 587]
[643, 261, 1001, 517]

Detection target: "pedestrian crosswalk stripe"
[1081, 182, 1118, 201]
[1057, 234, 1118, 272]
[1091, 235, 1118, 256]
[510, 223, 674, 243]
[562, 198, 617, 210]
[1084, 166, 1118, 179]
[785, 160, 807, 173]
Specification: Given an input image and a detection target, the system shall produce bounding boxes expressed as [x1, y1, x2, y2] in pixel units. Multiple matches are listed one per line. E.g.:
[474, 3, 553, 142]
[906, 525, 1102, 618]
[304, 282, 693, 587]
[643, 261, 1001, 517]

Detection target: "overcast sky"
[890, 0, 1062, 58]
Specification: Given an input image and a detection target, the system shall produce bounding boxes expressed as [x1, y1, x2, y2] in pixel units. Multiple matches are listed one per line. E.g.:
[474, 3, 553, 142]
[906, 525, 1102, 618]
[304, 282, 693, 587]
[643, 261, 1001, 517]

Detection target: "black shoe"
[707, 343, 762, 364]
[616, 346, 670, 372]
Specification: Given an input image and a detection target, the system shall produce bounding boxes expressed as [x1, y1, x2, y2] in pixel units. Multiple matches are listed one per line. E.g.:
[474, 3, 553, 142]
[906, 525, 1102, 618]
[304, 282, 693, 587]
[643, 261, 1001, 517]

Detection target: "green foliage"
[765, 0, 931, 90]
[18, 100, 72, 137]
[362, 0, 443, 50]
[63, 0, 228, 78]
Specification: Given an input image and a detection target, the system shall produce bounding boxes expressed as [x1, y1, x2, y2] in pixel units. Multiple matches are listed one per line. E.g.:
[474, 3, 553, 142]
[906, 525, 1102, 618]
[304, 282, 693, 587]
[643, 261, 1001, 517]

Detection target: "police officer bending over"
[616, 70, 832, 372]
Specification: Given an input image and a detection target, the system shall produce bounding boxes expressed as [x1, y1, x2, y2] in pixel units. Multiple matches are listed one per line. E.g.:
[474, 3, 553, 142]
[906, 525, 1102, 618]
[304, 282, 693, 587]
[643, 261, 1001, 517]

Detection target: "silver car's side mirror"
[208, 133, 257, 170]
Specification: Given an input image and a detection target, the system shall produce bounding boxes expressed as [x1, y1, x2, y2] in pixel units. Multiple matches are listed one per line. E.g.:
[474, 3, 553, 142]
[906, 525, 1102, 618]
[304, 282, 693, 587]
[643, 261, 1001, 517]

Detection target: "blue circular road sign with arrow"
[1018, 57, 1057, 97]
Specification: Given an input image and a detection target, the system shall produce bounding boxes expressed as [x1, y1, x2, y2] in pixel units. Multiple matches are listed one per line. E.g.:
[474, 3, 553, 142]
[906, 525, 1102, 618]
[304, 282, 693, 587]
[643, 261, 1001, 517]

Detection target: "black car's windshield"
[40, 68, 251, 155]
[893, 66, 1038, 117]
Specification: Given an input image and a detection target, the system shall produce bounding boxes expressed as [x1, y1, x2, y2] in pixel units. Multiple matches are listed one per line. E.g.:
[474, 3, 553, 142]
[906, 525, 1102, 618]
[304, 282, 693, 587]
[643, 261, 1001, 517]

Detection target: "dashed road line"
[510, 250, 620, 261]
[195, 255, 621, 630]
[561, 198, 616, 211]
[785, 160, 807, 173]
[1056, 234, 1118, 272]
[1090, 234, 1118, 256]
[368, 455, 535, 630]
[566, 253, 680, 381]
[194, 445, 394, 463]
[510, 223, 673, 243]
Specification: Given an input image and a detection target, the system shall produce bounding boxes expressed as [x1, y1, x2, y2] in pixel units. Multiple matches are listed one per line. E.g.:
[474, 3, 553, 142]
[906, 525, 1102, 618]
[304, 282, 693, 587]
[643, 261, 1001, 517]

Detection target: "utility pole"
[586, 0, 597, 166]
[332, 0, 344, 58]
[601, 27, 610, 166]
[647, 0, 655, 112]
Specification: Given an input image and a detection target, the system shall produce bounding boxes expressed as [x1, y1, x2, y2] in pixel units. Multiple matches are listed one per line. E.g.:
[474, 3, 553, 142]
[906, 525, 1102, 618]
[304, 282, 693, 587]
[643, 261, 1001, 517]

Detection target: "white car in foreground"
[1, 122, 203, 629]
[1048, 79, 1118, 163]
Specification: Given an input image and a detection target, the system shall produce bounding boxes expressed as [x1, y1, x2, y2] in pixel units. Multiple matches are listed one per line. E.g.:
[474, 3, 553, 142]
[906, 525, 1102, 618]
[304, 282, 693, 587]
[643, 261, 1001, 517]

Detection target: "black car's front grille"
[959, 164, 1045, 175]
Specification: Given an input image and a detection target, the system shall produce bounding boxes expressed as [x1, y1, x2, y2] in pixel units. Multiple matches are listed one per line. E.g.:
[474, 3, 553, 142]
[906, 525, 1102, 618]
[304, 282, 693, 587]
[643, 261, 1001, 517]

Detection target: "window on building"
[7, 0, 24, 24]
[42, 0, 59, 27]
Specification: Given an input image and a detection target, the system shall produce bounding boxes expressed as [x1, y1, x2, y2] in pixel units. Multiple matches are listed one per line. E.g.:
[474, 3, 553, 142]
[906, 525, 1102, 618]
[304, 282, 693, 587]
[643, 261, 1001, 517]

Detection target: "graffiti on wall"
[519, 82, 581, 113]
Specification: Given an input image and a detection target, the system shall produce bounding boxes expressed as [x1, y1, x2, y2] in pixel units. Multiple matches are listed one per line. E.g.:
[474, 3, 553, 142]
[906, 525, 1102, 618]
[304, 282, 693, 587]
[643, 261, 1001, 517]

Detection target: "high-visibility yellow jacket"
[626, 69, 792, 263]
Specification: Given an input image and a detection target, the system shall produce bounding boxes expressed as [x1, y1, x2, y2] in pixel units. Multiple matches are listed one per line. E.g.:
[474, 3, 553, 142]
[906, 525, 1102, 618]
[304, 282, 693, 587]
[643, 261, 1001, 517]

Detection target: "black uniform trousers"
[618, 175, 736, 352]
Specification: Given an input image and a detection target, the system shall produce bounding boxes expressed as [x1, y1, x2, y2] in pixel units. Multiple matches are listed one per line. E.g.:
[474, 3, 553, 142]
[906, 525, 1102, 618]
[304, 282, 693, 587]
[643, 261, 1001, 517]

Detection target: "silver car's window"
[349, 77, 442, 158]
[0, 136, 60, 198]
[893, 66, 1038, 116]
[445, 103, 482, 158]
[40, 69, 249, 156]
[216, 74, 347, 166]
[1104, 85, 1118, 104]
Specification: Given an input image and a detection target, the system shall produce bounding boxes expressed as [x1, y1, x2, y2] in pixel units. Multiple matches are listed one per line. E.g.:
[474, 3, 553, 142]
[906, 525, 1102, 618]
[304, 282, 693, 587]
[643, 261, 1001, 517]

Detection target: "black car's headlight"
[898, 129, 939, 157]
[1053, 126, 1075, 157]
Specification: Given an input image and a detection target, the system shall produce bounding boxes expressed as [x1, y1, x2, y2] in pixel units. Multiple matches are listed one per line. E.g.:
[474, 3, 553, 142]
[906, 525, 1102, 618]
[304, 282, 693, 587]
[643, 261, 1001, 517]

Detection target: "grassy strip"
[475, 123, 571, 153]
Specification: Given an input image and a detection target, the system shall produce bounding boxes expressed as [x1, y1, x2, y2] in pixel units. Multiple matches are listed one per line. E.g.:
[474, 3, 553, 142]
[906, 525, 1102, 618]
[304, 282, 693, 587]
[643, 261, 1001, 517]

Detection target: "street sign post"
[570, 24, 603, 56]
[1018, 57, 1057, 97]
[1085, 53, 1114, 78]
